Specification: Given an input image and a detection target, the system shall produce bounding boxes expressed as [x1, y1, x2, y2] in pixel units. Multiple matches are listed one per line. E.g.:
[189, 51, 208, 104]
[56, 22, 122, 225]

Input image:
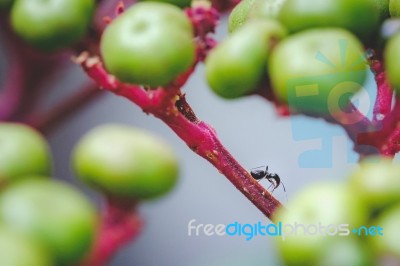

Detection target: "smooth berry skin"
[228, 0, 285, 32]
[0, 228, 53, 266]
[206, 20, 287, 99]
[390, 0, 400, 17]
[349, 157, 400, 211]
[373, 0, 390, 19]
[385, 33, 400, 91]
[268, 28, 368, 115]
[278, 0, 380, 42]
[0, 179, 97, 265]
[275, 183, 368, 266]
[0, 123, 51, 186]
[139, 0, 191, 8]
[0, 0, 13, 8]
[315, 239, 372, 266]
[370, 204, 400, 259]
[73, 124, 179, 200]
[100, 2, 195, 87]
[11, 0, 94, 51]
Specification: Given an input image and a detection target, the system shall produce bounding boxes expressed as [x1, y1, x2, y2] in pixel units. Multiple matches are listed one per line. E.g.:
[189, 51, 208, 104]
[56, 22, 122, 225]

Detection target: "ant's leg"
[250, 166, 266, 171]
[280, 181, 288, 202]
[281, 182, 287, 192]
[266, 183, 275, 194]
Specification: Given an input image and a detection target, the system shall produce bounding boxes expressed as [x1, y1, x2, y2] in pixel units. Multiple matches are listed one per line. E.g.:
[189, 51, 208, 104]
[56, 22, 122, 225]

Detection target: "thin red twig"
[25, 83, 103, 134]
[81, 197, 142, 266]
[370, 56, 393, 121]
[77, 52, 283, 220]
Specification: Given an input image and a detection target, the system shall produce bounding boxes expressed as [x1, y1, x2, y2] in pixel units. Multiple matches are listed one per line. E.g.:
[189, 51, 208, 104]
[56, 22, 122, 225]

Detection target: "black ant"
[250, 165, 286, 194]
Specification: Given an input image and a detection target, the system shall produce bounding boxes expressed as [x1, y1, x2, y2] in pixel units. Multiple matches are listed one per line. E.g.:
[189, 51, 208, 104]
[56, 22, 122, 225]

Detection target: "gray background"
[1, 15, 372, 266]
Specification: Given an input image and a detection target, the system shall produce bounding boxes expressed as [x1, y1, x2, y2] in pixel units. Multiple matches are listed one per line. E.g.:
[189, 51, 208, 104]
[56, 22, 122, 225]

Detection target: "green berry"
[278, 0, 380, 41]
[0, 123, 51, 186]
[0, 228, 53, 266]
[385, 33, 400, 92]
[100, 2, 195, 87]
[11, 0, 95, 51]
[228, 0, 285, 32]
[138, 0, 191, 8]
[349, 157, 400, 211]
[373, 0, 390, 19]
[390, 0, 400, 17]
[269, 28, 367, 115]
[0, 179, 97, 265]
[206, 19, 287, 99]
[370, 204, 400, 259]
[0, 0, 13, 9]
[315, 239, 373, 266]
[275, 182, 367, 265]
[73, 124, 179, 200]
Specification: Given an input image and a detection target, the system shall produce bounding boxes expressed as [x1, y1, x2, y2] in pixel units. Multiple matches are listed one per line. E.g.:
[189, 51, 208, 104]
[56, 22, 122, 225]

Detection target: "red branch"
[370, 57, 393, 121]
[25, 83, 103, 134]
[77, 52, 282, 219]
[76, 6, 282, 263]
[353, 57, 400, 156]
[211, 0, 240, 12]
[317, 57, 400, 157]
[81, 197, 142, 266]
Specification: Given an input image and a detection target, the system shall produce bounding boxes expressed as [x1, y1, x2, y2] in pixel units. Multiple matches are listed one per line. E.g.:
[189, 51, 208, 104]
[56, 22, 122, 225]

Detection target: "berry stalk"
[77, 52, 283, 220]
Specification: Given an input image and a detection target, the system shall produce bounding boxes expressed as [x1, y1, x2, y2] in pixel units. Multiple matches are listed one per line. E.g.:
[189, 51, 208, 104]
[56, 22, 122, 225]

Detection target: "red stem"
[370, 57, 393, 121]
[0, 14, 28, 120]
[77, 53, 283, 219]
[331, 55, 400, 157]
[25, 83, 103, 134]
[81, 197, 142, 266]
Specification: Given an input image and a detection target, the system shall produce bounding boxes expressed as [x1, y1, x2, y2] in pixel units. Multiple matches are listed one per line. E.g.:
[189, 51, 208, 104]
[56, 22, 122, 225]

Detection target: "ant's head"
[266, 173, 280, 186]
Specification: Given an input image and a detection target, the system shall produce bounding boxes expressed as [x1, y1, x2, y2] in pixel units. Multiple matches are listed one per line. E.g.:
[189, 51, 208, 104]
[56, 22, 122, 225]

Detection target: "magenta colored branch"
[358, 99, 400, 156]
[370, 58, 393, 121]
[0, 13, 71, 122]
[75, 5, 284, 222]
[268, 57, 398, 158]
[351, 57, 400, 156]
[210, 0, 240, 12]
[77, 53, 283, 220]
[0, 49, 25, 120]
[0, 16, 27, 120]
[25, 83, 103, 134]
[81, 197, 142, 266]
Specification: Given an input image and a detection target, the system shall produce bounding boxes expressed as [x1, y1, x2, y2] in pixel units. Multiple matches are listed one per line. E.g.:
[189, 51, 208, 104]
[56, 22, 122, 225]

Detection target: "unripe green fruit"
[100, 2, 195, 87]
[385, 34, 400, 92]
[0, 228, 53, 266]
[275, 183, 367, 266]
[349, 157, 400, 211]
[0, 123, 51, 185]
[370, 204, 400, 259]
[390, 0, 400, 17]
[374, 0, 390, 19]
[315, 239, 373, 266]
[138, 0, 191, 8]
[278, 0, 379, 41]
[73, 124, 179, 200]
[11, 0, 95, 51]
[206, 20, 287, 99]
[269, 28, 368, 115]
[228, 0, 285, 32]
[0, 179, 97, 265]
[0, 0, 13, 8]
